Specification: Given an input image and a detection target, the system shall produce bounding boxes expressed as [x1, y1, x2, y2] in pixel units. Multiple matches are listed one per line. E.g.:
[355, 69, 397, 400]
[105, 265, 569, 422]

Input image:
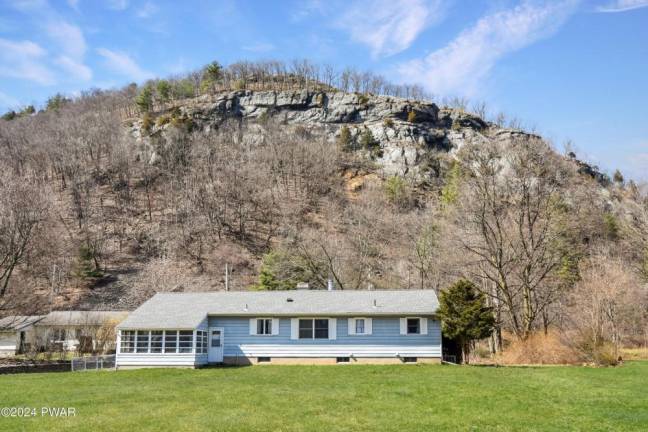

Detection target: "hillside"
[0, 63, 647, 353]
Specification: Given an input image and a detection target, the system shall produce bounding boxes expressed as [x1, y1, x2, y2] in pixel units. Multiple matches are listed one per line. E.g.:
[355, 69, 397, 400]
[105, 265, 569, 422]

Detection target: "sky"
[0, 0, 647, 181]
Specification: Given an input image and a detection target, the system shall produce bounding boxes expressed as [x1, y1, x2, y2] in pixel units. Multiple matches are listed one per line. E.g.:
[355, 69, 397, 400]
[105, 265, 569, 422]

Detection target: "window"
[407, 318, 420, 335]
[336, 357, 350, 363]
[355, 319, 365, 335]
[50, 328, 66, 342]
[298, 319, 313, 339]
[165, 331, 177, 353]
[196, 331, 208, 354]
[298, 319, 329, 339]
[136, 331, 150, 353]
[257, 357, 271, 363]
[179, 330, 193, 353]
[210, 330, 222, 348]
[120, 331, 135, 353]
[150, 331, 163, 353]
[403, 357, 417, 363]
[257, 319, 272, 335]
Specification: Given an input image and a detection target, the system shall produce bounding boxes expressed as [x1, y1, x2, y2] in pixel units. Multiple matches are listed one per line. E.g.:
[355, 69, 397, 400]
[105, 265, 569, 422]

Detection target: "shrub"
[407, 110, 417, 123]
[141, 112, 153, 133]
[233, 79, 246, 90]
[384, 176, 411, 207]
[46, 93, 70, 112]
[337, 125, 353, 152]
[1, 110, 16, 121]
[613, 169, 624, 185]
[359, 129, 378, 150]
[451, 119, 462, 131]
[76, 245, 104, 279]
[383, 118, 394, 128]
[357, 94, 369, 105]
[156, 114, 171, 127]
[498, 331, 581, 365]
[603, 213, 619, 239]
[440, 161, 462, 208]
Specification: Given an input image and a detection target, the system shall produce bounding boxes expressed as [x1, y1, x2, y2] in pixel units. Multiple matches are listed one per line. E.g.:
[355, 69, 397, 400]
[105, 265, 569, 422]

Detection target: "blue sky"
[1, 0, 647, 180]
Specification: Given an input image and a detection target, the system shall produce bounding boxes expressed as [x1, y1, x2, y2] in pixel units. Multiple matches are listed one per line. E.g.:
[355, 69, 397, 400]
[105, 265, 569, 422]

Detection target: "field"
[1, 362, 648, 431]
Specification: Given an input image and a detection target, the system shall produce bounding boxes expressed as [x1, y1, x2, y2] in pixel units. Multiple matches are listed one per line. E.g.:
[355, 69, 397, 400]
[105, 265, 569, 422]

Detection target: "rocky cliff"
[131, 90, 536, 182]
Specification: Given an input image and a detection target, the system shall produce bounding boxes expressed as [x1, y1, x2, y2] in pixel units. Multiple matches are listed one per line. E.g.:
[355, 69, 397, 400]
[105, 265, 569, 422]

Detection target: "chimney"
[327, 279, 334, 291]
[296, 282, 310, 290]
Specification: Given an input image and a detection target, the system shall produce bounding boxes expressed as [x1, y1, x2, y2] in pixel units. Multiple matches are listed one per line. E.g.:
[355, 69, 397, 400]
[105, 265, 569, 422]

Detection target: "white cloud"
[242, 42, 276, 53]
[0, 38, 56, 85]
[97, 48, 152, 81]
[46, 21, 86, 59]
[136, 1, 158, 18]
[398, 1, 578, 97]
[107, 0, 128, 11]
[337, 0, 444, 58]
[596, 0, 648, 12]
[67, 0, 80, 11]
[55, 55, 92, 81]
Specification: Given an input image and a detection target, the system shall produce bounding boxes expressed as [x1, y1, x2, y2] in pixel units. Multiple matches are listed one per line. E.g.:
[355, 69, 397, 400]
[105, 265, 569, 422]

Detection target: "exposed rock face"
[131, 90, 535, 182]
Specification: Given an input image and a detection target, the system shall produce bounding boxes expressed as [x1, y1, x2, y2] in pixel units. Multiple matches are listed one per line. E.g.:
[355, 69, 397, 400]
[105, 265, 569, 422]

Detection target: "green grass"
[1, 362, 648, 431]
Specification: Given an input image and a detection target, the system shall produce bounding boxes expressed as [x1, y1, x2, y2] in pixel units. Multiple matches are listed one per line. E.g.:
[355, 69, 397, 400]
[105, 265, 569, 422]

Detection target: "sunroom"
[116, 328, 210, 368]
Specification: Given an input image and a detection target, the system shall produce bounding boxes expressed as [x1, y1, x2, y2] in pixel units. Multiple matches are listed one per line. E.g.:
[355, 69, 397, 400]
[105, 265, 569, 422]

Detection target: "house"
[115, 290, 441, 368]
[0, 316, 44, 357]
[0, 311, 129, 356]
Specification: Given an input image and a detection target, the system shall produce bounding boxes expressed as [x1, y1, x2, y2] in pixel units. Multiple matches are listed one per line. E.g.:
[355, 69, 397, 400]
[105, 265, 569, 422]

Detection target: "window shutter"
[271, 318, 280, 336]
[329, 318, 337, 340]
[421, 318, 428, 335]
[249, 319, 256, 336]
[347, 318, 355, 335]
[400, 318, 407, 335]
[290, 319, 299, 340]
[365, 318, 373, 335]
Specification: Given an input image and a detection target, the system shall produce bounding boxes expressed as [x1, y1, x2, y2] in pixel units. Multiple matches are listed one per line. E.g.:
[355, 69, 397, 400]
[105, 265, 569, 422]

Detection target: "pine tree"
[337, 125, 353, 152]
[437, 279, 495, 364]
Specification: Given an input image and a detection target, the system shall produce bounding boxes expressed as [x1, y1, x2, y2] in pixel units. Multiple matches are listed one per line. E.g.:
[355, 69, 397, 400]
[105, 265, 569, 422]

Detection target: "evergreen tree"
[337, 125, 353, 152]
[360, 129, 378, 150]
[135, 85, 154, 113]
[437, 279, 495, 364]
[613, 169, 624, 185]
[156, 80, 171, 103]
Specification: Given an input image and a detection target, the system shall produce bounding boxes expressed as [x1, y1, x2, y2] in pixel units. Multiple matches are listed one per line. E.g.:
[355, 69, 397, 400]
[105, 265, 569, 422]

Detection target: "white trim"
[348, 317, 372, 336]
[403, 317, 426, 335]
[400, 318, 407, 335]
[329, 318, 336, 340]
[290, 319, 298, 340]
[249, 318, 275, 336]
[271, 318, 279, 336]
[234, 344, 441, 358]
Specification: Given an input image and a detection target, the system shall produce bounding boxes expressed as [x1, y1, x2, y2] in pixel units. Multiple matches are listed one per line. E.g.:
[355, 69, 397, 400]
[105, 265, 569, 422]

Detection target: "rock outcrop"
[130, 90, 536, 182]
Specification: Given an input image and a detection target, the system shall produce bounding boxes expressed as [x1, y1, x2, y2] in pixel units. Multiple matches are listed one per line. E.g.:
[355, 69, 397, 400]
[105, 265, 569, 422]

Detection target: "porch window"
[150, 331, 163, 353]
[196, 330, 208, 354]
[298, 319, 329, 339]
[136, 331, 149, 353]
[164, 331, 177, 353]
[178, 330, 193, 353]
[120, 331, 135, 353]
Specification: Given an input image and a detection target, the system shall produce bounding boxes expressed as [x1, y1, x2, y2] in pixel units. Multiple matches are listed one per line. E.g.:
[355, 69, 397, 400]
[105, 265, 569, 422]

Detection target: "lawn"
[1, 362, 648, 431]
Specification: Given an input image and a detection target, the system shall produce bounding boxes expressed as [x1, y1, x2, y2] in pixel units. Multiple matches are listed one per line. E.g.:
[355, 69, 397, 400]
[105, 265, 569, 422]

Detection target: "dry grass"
[621, 347, 648, 360]
[496, 331, 582, 365]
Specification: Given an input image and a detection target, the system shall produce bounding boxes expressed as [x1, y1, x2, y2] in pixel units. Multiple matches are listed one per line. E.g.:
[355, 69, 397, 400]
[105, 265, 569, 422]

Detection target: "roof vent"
[287, 298, 294, 303]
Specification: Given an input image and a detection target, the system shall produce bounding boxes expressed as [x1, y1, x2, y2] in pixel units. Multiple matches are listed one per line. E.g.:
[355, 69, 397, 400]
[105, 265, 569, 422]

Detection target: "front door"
[208, 328, 224, 363]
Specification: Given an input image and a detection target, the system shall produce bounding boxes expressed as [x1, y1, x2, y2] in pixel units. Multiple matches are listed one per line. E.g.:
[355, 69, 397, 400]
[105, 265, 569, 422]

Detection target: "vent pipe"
[327, 279, 334, 291]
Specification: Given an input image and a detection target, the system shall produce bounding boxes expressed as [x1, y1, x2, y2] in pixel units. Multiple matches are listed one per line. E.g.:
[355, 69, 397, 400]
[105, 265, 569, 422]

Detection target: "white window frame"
[294, 318, 336, 340]
[348, 317, 372, 336]
[400, 317, 428, 336]
[250, 318, 279, 336]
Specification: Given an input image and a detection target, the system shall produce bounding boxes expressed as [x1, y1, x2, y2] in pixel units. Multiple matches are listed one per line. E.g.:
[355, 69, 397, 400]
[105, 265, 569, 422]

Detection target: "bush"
[603, 213, 619, 239]
[156, 114, 171, 127]
[156, 80, 171, 103]
[383, 118, 394, 128]
[407, 110, 417, 123]
[359, 129, 379, 150]
[357, 94, 369, 105]
[141, 112, 153, 133]
[337, 125, 353, 152]
[498, 331, 581, 365]
[233, 79, 246, 90]
[384, 176, 411, 207]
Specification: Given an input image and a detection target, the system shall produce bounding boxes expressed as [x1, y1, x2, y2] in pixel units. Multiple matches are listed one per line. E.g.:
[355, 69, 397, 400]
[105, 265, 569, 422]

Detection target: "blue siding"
[207, 316, 441, 357]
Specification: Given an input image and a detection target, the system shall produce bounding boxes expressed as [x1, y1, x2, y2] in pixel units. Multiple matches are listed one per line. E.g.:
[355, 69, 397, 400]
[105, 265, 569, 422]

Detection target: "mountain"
[0, 80, 646, 324]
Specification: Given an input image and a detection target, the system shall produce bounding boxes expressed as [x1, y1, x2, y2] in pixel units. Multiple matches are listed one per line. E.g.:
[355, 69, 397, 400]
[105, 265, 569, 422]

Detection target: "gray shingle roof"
[0, 315, 44, 331]
[36, 311, 129, 327]
[117, 290, 439, 330]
